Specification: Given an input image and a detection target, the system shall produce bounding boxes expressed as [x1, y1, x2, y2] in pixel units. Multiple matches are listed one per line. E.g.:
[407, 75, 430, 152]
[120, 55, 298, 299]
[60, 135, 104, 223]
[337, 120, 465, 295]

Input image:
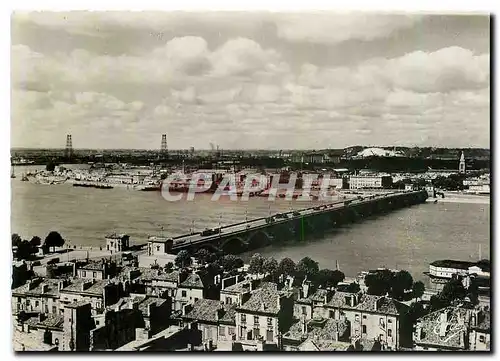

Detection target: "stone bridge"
[165, 190, 428, 255]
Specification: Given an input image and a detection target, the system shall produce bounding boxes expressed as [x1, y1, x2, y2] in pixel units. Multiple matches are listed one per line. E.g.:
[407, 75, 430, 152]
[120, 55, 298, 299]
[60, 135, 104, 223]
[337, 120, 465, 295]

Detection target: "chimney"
[260, 302, 266, 312]
[187, 343, 194, 351]
[215, 303, 224, 321]
[240, 291, 251, 306]
[27, 280, 34, 291]
[301, 316, 307, 335]
[58, 280, 66, 291]
[147, 302, 155, 317]
[182, 304, 193, 316]
[302, 281, 310, 298]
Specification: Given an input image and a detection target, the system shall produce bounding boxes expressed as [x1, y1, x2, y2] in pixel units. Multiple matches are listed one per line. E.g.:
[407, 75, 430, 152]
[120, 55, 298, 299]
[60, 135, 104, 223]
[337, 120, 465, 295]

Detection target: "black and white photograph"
[10, 10, 491, 352]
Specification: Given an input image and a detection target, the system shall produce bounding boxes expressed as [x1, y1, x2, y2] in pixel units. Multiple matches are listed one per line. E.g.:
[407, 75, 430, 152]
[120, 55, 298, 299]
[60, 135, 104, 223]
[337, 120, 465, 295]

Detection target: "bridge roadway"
[169, 190, 426, 252]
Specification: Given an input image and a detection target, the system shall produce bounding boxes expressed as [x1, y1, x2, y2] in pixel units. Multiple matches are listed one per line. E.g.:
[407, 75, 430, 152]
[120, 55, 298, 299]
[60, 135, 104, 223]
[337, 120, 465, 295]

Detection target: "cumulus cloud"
[275, 13, 421, 44]
[11, 14, 490, 149]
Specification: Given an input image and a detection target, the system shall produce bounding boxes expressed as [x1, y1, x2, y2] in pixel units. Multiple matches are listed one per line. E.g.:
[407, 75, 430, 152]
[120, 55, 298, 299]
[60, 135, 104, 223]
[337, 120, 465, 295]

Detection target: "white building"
[349, 175, 393, 189]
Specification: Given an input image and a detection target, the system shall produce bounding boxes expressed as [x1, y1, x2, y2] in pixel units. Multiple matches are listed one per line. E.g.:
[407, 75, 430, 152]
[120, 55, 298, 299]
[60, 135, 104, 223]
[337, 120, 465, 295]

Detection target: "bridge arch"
[246, 230, 273, 250]
[220, 237, 248, 254]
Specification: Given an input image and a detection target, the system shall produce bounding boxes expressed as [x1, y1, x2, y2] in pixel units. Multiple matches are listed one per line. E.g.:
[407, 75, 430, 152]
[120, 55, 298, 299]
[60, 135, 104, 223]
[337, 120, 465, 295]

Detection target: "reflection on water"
[11, 166, 490, 281]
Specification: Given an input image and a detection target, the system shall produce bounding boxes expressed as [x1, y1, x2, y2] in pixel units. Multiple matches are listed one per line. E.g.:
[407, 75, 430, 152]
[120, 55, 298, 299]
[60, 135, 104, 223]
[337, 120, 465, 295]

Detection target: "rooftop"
[180, 273, 204, 289]
[78, 261, 105, 271]
[430, 260, 474, 270]
[60, 279, 107, 297]
[415, 306, 470, 349]
[12, 279, 60, 298]
[183, 299, 236, 324]
[221, 280, 252, 294]
[237, 282, 282, 315]
[106, 233, 128, 240]
[285, 317, 349, 341]
[299, 338, 353, 351]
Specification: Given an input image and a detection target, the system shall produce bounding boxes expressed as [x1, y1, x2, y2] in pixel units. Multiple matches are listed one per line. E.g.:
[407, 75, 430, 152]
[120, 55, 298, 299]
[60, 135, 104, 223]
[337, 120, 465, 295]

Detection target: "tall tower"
[65, 134, 73, 159]
[161, 134, 168, 154]
[459, 151, 466, 174]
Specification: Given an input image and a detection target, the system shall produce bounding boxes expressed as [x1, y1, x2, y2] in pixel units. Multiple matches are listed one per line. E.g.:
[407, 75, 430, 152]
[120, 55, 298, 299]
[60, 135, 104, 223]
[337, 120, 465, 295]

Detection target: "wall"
[236, 312, 278, 343]
[12, 295, 59, 315]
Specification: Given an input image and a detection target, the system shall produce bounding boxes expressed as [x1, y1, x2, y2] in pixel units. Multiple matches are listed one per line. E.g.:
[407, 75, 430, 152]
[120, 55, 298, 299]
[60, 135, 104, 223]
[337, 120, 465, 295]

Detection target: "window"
[355, 314, 360, 322]
[329, 310, 335, 318]
[35, 300, 39, 307]
[266, 330, 274, 342]
[93, 272, 97, 278]
[362, 325, 367, 334]
[388, 329, 393, 337]
[26, 299, 30, 306]
[219, 326, 225, 336]
[194, 298, 199, 302]
[267, 318, 273, 327]
[52, 306, 57, 313]
[254, 328, 260, 339]
[388, 319, 392, 324]
[228, 327, 235, 335]
[82, 271, 86, 277]
[302, 306, 307, 315]
[241, 314, 246, 323]
[226, 297, 232, 305]
[156, 246, 160, 251]
[254, 316, 259, 324]
[182, 291, 187, 297]
[45, 305, 49, 313]
[363, 315, 367, 319]
[479, 335, 485, 343]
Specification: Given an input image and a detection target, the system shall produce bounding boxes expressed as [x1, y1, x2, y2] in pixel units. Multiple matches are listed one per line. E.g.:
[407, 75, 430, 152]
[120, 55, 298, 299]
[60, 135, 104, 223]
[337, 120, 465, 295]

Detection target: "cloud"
[275, 13, 421, 44]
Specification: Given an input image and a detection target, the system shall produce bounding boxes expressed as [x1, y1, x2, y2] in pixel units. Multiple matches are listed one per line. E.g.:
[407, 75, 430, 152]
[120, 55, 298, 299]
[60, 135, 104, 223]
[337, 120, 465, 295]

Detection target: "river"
[11, 165, 490, 283]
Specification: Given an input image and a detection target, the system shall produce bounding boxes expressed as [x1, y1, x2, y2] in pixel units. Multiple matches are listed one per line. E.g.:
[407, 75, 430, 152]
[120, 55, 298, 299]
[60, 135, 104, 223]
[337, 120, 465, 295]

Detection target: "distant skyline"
[11, 12, 490, 149]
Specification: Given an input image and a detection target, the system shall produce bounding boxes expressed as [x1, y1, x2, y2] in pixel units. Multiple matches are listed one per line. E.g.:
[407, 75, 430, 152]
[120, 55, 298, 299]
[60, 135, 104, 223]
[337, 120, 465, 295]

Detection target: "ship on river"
[73, 182, 113, 189]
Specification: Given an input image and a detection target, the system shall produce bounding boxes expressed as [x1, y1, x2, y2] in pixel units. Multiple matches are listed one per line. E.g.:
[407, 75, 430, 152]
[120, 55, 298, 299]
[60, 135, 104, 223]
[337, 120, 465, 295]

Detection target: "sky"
[11, 12, 490, 150]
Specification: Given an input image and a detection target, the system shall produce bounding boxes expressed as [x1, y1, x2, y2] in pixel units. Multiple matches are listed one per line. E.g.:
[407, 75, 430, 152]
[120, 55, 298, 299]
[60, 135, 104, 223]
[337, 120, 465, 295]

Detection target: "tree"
[263, 257, 278, 277]
[365, 269, 394, 296]
[12, 233, 22, 248]
[164, 262, 174, 272]
[278, 258, 296, 277]
[297, 257, 319, 280]
[29, 236, 41, 248]
[316, 269, 345, 288]
[220, 255, 244, 272]
[15, 240, 37, 260]
[439, 277, 466, 305]
[391, 270, 414, 300]
[12, 263, 34, 289]
[43, 231, 65, 252]
[344, 282, 361, 293]
[412, 281, 425, 300]
[195, 249, 211, 265]
[248, 253, 265, 274]
[175, 250, 192, 269]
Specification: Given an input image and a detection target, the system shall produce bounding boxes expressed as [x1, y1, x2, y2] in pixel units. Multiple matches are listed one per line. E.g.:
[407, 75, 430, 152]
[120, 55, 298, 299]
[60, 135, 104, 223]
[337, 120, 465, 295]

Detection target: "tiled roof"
[415, 307, 470, 349]
[138, 297, 167, 316]
[475, 311, 490, 332]
[37, 314, 64, 329]
[222, 280, 252, 294]
[12, 279, 60, 298]
[60, 279, 106, 297]
[183, 298, 236, 324]
[78, 261, 105, 271]
[180, 273, 204, 289]
[136, 268, 179, 283]
[237, 282, 281, 314]
[300, 338, 352, 351]
[285, 317, 349, 341]
[325, 291, 406, 316]
[310, 289, 329, 303]
[66, 299, 92, 308]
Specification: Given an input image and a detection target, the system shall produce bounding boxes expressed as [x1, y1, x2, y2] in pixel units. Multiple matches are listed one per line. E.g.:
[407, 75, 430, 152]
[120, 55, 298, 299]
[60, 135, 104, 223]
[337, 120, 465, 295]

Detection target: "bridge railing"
[171, 190, 426, 247]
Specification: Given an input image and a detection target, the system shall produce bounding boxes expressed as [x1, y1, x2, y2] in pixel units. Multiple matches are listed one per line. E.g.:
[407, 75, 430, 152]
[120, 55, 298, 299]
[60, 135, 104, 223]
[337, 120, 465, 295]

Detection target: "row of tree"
[12, 231, 65, 260]
[364, 269, 425, 301]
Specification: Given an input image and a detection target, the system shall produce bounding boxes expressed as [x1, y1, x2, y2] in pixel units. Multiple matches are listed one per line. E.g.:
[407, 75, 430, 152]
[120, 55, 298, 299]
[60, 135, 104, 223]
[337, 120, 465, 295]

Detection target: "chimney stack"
[301, 316, 307, 335]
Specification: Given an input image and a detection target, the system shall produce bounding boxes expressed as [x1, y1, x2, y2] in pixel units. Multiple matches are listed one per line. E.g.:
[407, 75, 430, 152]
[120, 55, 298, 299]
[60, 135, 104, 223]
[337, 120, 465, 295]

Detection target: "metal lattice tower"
[65, 134, 73, 159]
[161, 134, 168, 154]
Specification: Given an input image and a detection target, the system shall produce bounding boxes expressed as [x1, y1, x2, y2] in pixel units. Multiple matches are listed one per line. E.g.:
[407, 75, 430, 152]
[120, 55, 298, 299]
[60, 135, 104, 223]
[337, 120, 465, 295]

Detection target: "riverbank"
[426, 193, 490, 205]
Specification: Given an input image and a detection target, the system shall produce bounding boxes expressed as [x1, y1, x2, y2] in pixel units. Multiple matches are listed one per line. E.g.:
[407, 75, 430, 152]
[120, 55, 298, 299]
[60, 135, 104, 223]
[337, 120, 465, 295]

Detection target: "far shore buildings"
[105, 234, 130, 253]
